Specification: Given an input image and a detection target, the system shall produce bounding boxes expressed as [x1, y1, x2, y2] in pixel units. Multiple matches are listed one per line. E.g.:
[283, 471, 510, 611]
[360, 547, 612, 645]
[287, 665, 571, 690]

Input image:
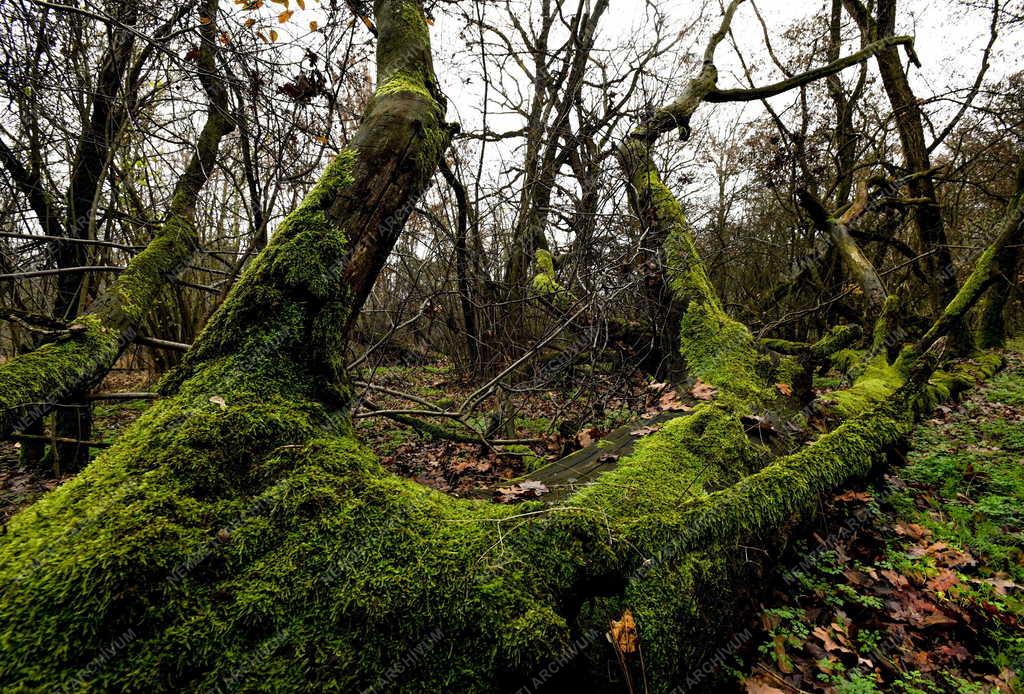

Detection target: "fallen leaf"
[972, 574, 1019, 595]
[772, 634, 793, 673]
[658, 389, 692, 412]
[927, 568, 960, 593]
[812, 626, 850, 655]
[936, 644, 970, 662]
[689, 378, 717, 401]
[894, 522, 931, 540]
[577, 428, 596, 448]
[518, 480, 548, 494]
[493, 480, 548, 503]
[834, 490, 873, 503]
[608, 609, 638, 654]
[742, 675, 786, 693]
[926, 542, 977, 568]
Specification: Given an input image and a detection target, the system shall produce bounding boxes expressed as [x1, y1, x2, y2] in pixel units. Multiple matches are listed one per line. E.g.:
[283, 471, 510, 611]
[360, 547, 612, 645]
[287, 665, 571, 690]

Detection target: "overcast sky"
[429, 0, 1019, 139]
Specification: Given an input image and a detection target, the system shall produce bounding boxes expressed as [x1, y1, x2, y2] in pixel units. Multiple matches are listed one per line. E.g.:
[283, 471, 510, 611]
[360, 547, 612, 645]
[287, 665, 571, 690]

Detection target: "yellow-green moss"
[531, 249, 572, 307]
[0, 315, 122, 436]
[827, 353, 905, 418]
[622, 147, 772, 408]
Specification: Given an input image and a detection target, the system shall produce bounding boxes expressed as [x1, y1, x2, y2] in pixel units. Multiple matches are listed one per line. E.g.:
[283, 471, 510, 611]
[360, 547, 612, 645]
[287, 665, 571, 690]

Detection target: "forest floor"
[351, 360, 667, 495]
[1, 345, 1022, 693]
[737, 340, 1024, 693]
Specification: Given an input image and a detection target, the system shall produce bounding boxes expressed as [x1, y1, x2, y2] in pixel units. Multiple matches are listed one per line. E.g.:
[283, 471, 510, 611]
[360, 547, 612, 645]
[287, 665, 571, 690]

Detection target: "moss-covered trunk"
[0, 1, 234, 446]
[0, 5, 1011, 694]
[797, 188, 888, 312]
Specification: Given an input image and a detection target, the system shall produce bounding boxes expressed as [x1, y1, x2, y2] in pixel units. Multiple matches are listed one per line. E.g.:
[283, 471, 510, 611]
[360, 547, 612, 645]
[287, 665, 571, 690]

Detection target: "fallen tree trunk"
[0, 0, 234, 444]
[0, 4, 1012, 694]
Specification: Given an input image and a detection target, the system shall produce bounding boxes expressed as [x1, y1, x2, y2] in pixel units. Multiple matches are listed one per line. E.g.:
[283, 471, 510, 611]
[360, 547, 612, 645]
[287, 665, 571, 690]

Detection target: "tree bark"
[439, 158, 481, 373]
[0, 0, 235, 444]
[55, 0, 139, 322]
[797, 188, 888, 312]
[977, 208, 1021, 349]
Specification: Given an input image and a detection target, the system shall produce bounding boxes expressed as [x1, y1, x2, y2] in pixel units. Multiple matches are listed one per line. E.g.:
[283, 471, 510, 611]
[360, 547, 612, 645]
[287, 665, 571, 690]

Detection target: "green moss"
[0, 386, 604, 691]
[375, 73, 433, 100]
[871, 291, 902, 354]
[760, 337, 808, 354]
[374, 1, 436, 100]
[625, 158, 771, 406]
[678, 303, 773, 407]
[531, 249, 572, 306]
[831, 348, 864, 375]
[162, 150, 359, 400]
[2, 10, 1011, 688]
[810, 325, 862, 360]
[0, 350, 1007, 691]
[827, 354, 905, 418]
[0, 315, 122, 436]
[109, 216, 196, 325]
[828, 350, 1003, 419]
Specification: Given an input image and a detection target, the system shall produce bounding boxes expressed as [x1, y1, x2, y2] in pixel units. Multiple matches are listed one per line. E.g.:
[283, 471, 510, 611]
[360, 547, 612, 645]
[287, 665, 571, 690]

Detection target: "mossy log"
[0, 1, 235, 443]
[0, 5, 1011, 694]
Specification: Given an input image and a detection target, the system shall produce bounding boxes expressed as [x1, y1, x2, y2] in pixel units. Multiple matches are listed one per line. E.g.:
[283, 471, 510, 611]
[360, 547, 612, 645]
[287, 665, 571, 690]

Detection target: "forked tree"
[0, 0, 1021, 691]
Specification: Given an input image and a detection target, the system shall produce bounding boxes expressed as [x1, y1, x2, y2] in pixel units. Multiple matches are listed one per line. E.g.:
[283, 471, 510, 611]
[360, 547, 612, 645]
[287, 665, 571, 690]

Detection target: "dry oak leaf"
[689, 378, 717, 401]
[894, 522, 931, 540]
[493, 480, 548, 504]
[658, 389, 692, 412]
[926, 568, 960, 593]
[607, 608, 638, 654]
[577, 428, 595, 448]
[834, 490, 873, 503]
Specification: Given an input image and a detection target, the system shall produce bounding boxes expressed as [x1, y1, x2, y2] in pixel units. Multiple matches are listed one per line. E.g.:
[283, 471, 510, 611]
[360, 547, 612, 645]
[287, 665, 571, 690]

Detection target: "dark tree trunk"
[843, 0, 958, 312]
[440, 159, 481, 373]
